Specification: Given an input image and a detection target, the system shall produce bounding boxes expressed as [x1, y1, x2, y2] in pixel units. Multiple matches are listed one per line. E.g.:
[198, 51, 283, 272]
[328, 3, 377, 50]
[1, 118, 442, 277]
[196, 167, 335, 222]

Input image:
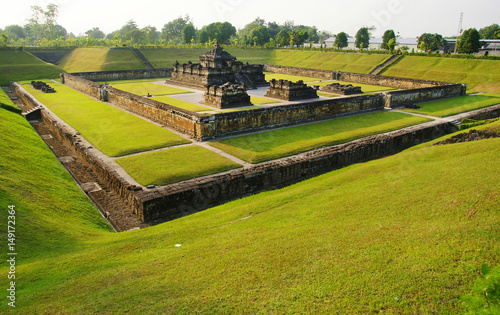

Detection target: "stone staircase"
[235, 73, 256, 89]
[370, 54, 402, 75]
[22, 106, 42, 121]
[132, 48, 155, 69]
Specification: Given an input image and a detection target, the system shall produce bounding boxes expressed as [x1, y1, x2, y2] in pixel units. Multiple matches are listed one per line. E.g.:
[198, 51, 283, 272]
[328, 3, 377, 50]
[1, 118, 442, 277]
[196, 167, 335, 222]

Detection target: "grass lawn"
[210, 111, 432, 163]
[115, 145, 242, 186]
[22, 82, 189, 156]
[151, 95, 211, 112]
[98, 78, 170, 84]
[139, 48, 388, 73]
[382, 55, 500, 93]
[101, 48, 146, 71]
[111, 82, 193, 96]
[318, 92, 341, 98]
[272, 50, 390, 73]
[315, 80, 396, 93]
[0, 88, 112, 264]
[399, 95, 500, 117]
[251, 96, 282, 105]
[0, 51, 64, 85]
[264, 72, 324, 83]
[57, 47, 109, 72]
[5, 107, 499, 313]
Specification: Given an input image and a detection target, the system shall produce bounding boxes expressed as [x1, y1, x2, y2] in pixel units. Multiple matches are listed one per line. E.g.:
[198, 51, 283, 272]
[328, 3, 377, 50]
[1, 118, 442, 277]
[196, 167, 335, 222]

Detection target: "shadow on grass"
[1, 104, 22, 115]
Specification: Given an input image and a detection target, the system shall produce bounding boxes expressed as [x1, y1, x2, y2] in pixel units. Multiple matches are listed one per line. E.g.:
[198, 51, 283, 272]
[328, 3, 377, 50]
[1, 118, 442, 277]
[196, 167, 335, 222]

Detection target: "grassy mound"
[210, 111, 431, 163]
[57, 48, 109, 72]
[139, 48, 387, 73]
[0, 51, 64, 85]
[57, 48, 146, 72]
[381, 56, 500, 94]
[21, 81, 189, 156]
[101, 48, 146, 71]
[0, 88, 112, 265]
[2, 111, 498, 313]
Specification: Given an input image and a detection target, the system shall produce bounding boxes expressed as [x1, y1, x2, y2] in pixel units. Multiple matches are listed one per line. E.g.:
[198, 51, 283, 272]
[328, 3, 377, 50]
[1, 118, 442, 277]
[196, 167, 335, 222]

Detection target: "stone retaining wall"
[65, 68, 172, 82]
[136, 120, 459, 222]
[264, 64, 458, 89]
[61, 68, 466, 141]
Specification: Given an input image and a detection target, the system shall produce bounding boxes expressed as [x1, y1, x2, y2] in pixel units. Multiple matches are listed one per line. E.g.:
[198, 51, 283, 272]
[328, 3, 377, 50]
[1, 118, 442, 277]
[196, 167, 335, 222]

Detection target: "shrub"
[462, 264, 500, 314]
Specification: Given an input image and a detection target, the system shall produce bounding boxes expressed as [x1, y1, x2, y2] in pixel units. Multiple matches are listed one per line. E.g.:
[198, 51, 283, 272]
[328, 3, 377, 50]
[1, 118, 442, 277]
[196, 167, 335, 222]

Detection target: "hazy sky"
[2, 0, 499, 38]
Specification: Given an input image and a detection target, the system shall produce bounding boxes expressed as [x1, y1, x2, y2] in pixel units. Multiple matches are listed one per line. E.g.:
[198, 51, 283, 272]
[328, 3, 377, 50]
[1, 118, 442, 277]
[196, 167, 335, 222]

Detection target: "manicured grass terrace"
[210, 111, 432, 163]
[22, 81, 189, 156]
[110, 82, 193, 96]
[4, 96, 498, 313]
[115, 145, 242, 186]
[399, 94, 500, 117]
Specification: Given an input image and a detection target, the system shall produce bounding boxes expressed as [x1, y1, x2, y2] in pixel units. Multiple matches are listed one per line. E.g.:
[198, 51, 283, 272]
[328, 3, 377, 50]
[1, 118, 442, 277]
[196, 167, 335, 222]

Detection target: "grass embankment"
[109, 82, 193, 96]
[271, 50, 390, 73]
[22, 81, 189, 156]
[140, 48, 388, 73]
[0, 51, 64, 85]
[399, 94, 500, 117]
[116, 146, 242, 186]
[210, 111, 431, 163]
[57, 47, 109, 72]
[4, 109, 499, 313]
[0, 89, 112, 265]
[57, 47, 146, 72]
[381, 55, 500, 93]
[101, 48, 146, 71]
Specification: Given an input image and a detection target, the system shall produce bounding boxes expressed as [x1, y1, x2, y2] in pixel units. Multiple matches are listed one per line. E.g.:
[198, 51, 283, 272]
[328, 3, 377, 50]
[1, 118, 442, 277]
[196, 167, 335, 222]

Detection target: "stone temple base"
[265, 79, 318, 101]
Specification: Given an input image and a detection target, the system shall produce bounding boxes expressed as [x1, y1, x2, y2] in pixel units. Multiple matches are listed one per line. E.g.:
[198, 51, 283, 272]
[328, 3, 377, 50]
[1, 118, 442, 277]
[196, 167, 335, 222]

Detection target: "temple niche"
[169, 44, 268, 90]
[265, 79, 319, 101]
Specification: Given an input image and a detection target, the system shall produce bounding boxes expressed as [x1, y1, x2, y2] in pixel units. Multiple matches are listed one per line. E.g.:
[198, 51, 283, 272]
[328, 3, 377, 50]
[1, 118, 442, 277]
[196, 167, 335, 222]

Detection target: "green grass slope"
[57, 47, 109, 72]
[101, 48, 146, 71]
[381, 56, 500, 93]
[140, 48, 387, 73]
[0, 51, 64, 85]
[57, 48, 146, 72]
[2, 108, 498, 313]
[0, 89, 112, 266]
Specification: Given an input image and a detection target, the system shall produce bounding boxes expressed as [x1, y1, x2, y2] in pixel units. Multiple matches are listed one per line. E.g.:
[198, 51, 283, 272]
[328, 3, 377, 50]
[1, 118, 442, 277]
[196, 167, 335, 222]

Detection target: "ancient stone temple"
[169, 44, 268, 90]
[321, 82, 363, 95]
[265, 79, 318, 101]
[202, 83, 252, 109]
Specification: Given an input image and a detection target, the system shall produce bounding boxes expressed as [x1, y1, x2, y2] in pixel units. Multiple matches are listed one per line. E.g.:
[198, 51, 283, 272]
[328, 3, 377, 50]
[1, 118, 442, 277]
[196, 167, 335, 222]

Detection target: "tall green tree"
[355, 27, 370, 50]
[418, 33, 446, 52]
[381, 29, 396, 50]
[162, 15, 192, 44]
[457, 28, 481, 54]
[26, 3, 60, 40]
[275, 29, 290, 47]
[334, 32, 348, 49]
[249, 26, 270, 46]
[182, 24, 196, 44]
[142, 26, 160, 44]
[479, 24, 500, 39]
[4, 25, 25, 41]
[201, 22, 236, 44]
[85, 27, 105, 39]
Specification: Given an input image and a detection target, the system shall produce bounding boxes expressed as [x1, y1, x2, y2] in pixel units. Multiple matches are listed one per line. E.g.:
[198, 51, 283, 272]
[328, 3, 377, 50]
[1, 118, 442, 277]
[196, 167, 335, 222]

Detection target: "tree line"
[1, 3, 498, 55]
